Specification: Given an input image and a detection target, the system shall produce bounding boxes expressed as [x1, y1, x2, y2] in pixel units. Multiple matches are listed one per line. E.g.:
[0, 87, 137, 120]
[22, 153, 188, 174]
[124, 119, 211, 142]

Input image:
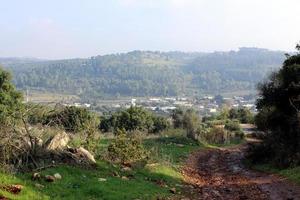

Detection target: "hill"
[1, 48, 286, 98]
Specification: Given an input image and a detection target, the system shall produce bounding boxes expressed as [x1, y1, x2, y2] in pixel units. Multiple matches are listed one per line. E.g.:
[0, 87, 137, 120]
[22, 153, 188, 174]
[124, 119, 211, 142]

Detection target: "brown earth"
[179, 143, 300, 200]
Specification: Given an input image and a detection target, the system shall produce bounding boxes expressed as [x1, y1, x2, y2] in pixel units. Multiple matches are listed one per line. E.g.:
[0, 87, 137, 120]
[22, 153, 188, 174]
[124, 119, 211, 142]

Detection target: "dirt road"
[180, 144, 300, 200]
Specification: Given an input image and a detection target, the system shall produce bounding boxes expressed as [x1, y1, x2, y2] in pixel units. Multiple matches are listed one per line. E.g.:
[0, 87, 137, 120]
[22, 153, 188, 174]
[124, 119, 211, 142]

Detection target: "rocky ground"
[179, 143, 300, 200]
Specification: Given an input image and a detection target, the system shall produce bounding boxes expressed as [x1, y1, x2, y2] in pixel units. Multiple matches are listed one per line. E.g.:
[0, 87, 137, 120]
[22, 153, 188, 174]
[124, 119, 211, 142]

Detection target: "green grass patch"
[253, 164, 300, 185]
[0, 135, 202, 200]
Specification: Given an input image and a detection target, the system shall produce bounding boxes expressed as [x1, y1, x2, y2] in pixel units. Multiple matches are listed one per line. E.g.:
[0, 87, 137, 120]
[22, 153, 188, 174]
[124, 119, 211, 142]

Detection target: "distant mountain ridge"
[1, 48, 286, 98]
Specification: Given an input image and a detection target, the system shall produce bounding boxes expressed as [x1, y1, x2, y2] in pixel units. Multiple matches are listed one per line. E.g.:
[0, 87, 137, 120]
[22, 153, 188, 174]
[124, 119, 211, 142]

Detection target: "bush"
[152, 116, 171, 133]
[106, 129, 149, 165]
[225, 119, 241, 132]
[251, 45, 300, 167]
[206, 126, 227, 144]
[45, 106, 99, 133]
[229, 108, 254, 123]
[25, 104, 52, 125]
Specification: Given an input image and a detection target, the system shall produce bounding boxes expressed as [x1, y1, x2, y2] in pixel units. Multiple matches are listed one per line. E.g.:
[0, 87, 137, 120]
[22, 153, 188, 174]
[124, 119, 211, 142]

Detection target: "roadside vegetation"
[246, 44, 300, 184]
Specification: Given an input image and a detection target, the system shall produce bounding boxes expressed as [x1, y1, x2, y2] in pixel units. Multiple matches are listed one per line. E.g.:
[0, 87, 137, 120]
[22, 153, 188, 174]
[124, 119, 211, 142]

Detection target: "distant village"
[24, 89, 256, 116]
[86, 95, 257, 116]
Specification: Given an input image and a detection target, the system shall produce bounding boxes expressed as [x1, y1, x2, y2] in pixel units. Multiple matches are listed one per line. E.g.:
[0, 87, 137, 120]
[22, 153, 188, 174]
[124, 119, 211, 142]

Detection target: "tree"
[45, 106, 99, 133]
[253, 44, 300, 167]
[228, 108, 254, 123]
[152, 116, 170, 133]
[171, 108, 185, 128]
[0, 67, 23, 125]
[183, 109, 201, 140]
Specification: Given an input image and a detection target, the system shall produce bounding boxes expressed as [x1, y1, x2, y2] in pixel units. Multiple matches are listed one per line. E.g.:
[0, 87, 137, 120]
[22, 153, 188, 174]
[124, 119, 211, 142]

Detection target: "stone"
[121, 167, 132, 172]
[54, 173, 62, 180]
[32, 172, 41, 180]
[35, 183, 45, 189]
[4, 185, 23, 194]
[45, 175, 55, 182]
[121, 176, 129, 180]
[169, 187, 176, 194]
[112, 171, 120, 177]
[98, 178, 107, 182]
[45, 132, 70, 150]
[77, 147, 96, 164]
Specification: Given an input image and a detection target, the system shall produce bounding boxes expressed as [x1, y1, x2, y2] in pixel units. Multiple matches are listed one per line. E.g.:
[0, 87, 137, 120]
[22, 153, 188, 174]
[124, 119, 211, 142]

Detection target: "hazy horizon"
[1, 0, 299, 59]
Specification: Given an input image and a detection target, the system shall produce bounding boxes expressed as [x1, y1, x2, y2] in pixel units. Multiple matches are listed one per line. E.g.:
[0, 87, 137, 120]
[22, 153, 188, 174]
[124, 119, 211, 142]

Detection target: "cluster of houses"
[99, 95, 256, 115]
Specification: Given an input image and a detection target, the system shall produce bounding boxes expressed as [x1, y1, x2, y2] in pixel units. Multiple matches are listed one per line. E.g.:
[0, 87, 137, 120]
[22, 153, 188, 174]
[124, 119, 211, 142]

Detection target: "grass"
[253, 164, 300, 185]
[205, 137, 245, 148]
[0, 135, 202, 200]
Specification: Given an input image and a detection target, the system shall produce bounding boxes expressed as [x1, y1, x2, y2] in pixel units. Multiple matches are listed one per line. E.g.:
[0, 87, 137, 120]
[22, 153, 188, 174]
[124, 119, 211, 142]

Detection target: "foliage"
[199, 126, 227, 144]
[0, 67, 25, 171]
[151, 116, 171, 133]
[182, 109, 201, 140]
[251, 45, 300, 167]
[171, 108, 201, 139]
[171, 108, 185, 128]
[225, 119, 241, 132]
[228, 108, 254, 123]
[107, 129, 149, 164]
[0, 66, 23, 125]
[100, 106, 169, 134]
[25, 103, 52, 125]
[45, 106, 99, 133]
[4, 48, 285, 98]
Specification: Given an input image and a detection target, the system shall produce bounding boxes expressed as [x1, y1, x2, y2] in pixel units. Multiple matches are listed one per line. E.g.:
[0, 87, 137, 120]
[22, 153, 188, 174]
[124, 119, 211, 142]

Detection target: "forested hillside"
[1, 48, 285, 98]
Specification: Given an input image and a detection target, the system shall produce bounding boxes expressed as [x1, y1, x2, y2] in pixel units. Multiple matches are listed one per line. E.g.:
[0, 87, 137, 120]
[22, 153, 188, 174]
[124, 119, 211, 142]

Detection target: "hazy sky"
[1, 0, 300, 59]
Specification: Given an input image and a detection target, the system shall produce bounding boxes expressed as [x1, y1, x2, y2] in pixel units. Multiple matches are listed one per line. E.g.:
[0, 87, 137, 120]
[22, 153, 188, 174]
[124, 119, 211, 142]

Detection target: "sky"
[0, 0, 300, 59]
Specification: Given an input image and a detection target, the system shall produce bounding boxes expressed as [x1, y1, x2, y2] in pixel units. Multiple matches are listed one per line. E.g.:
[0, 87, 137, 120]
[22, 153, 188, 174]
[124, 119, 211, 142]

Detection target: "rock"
[176, 144, 185, 147]
[112, 171, 120, 177]
[0, 195, 10, 200]
[121, 167, 132, 172]
[32, 172, 41, 180]
[45, 175, 55, 182]
[98, 178, 107, 182]
[77, 147, 96, 164]
[54, 173, 62, 180]
[169, 187, 176, 194]
[121, 176, 129, 180]
[3, 185, 23, 194]
[45, 132, 70, 150]
[35, 183, 45, 189]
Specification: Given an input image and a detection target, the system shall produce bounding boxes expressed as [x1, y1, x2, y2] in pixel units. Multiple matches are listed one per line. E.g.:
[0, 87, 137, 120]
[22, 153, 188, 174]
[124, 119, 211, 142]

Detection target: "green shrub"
[152, 116, 170, 133]
[25, 104, 52, 125]
[45, 106, 99, 133]
[225, 119, 241, 132]
[205, 126, 227, 144]
[107, 129, 149, 165]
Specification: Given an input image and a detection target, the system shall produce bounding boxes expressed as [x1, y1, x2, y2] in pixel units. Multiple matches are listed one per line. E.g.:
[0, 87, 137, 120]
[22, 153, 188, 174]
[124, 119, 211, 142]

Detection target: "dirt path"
[180, 143, 300, 200]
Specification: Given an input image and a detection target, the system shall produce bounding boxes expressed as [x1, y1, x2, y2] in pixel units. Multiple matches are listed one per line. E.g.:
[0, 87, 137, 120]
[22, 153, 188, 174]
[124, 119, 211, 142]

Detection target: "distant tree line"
[2, 48, 285, 98]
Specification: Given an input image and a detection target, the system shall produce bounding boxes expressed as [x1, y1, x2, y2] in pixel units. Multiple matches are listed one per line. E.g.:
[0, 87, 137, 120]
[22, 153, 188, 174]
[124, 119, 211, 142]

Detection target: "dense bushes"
[0, 67, 23, 125]
[100, 106, 170, 134]
[0, 67, 24, 170]
[229, 108, 254, 123]
[106, 129, 149, 164]
[171, 108, 201, 140]
[45, 106, 99, 133]
[250, 45, 300, 167]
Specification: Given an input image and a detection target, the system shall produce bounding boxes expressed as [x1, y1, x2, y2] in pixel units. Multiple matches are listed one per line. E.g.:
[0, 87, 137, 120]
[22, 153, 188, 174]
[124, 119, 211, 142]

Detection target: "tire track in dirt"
[179, 144, 300, 200]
